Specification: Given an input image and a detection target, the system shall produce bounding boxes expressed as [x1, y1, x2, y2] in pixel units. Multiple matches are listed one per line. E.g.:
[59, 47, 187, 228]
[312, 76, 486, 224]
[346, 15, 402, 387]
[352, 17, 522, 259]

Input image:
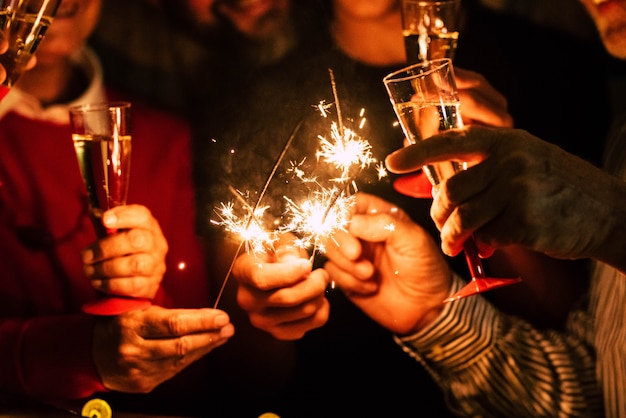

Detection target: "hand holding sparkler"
[211, 69, 381, 308]
[232, 233, 331, 340]
[323, 192, 452, 335]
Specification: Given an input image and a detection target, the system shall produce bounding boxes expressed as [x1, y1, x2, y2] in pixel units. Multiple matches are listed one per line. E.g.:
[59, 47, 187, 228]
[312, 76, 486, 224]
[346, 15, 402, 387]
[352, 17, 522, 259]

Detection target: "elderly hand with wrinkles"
[81, 204, 235, 392]
[386, 126, 626, 274]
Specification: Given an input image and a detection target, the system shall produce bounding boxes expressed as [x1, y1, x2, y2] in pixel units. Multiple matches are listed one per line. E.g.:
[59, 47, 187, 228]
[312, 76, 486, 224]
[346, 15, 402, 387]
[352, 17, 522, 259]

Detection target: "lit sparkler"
[211, 69, 379, 307]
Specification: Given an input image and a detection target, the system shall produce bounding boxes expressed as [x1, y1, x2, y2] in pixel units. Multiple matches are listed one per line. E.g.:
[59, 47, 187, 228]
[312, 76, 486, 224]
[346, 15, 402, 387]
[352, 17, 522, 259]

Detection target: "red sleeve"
[0, 315, 107, 400]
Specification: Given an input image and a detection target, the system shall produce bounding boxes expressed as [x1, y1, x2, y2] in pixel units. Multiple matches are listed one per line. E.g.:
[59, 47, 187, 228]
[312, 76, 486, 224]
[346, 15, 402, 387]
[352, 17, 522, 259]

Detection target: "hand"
[385, 126, 626, 272]
[232, 237, 330, 340]
[455, 67, 513, 128]
[93, 306, 234, 393]
[323, 193, 451, 335]
[0, 31, 37, 84]
[81, 205, 168, 300]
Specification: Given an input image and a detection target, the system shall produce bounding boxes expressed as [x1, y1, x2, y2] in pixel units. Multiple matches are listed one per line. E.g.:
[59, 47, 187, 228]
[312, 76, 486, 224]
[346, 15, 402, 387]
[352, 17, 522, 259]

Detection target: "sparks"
[211, 201, 278, 254]
[211, 69, 383, 307]
[282, 188, 355, 254]
[316, 122, 376, 182]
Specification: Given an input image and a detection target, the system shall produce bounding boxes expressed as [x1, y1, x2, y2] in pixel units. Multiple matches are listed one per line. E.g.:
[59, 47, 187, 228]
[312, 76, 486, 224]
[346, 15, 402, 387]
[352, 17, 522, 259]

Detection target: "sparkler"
[211, 69, 380, 307]
[211, 119, 303, 308]
[279, 69, 377, 263]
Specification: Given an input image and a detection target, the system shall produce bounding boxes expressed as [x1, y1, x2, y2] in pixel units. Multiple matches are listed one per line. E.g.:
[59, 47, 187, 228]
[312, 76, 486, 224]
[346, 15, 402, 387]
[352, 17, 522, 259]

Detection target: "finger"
[232, 252, 312, 290]
[324, 229, 363, 261]
[82, 226, 165, 263]
[25, 55, 37, 71]
[138, 326, 235, 369]
[251, 294, 327, 326]
[89, 273, 161, 298]
[353, 192, 404, 216]
[437, 174, 514, 257]
[455, 67, 509, 110]
[324, 233, 374, 280]
[102, 204, 158, 230]
[0, 31, 7, 54]
[85, 247, 164, 275]
[348, 213, 397, 243]
[251, 298, 330, 341]
[385, 128, 491, 174]
[136, 308, 233, 338]
[238, 267, 328, 310]
[458, 89, 513, 128]
[324, 260, 378, 294]
[429, 163, 492, 230]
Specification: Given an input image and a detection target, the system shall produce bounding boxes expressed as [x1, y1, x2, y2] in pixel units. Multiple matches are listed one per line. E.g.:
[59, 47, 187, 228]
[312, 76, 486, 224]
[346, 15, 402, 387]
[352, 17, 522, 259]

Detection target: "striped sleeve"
[394, 274, 604, 417]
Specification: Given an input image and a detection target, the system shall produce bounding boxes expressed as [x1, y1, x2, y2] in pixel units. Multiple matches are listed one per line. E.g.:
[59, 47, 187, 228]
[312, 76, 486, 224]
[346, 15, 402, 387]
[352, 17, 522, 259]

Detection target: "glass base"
[444, 277, 522, 303]
[0, 85, 10, 101]
[393, 171, 433, 199]
[82, 297, 152, 316]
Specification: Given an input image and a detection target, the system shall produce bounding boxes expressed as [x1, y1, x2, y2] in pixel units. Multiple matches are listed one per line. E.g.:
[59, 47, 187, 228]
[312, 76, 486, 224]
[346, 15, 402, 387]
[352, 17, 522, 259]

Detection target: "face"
[213, 0, 291, 39]
[579, 0, 626, 59]
[34, 0, 102, 66]
[184, 0, 220, 27]
[332, 0, 400, 21]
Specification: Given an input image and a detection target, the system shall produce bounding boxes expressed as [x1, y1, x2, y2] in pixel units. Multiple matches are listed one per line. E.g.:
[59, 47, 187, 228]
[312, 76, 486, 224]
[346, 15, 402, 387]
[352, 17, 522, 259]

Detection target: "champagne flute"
[384, 59, 522, 303]
[395, 0, 462, 198]
[402, 0, 461, 63]
[69, 102, 151, 315]
[0, 0, 62, 100]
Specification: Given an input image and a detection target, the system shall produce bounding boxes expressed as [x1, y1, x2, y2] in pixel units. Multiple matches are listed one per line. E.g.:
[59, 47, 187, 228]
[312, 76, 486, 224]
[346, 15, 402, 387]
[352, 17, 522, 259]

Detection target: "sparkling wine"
[72, 134, 131, 235]
[403, 31, 459, 64]
[0, 11, 52, 88]
[393, 101, 465, 185]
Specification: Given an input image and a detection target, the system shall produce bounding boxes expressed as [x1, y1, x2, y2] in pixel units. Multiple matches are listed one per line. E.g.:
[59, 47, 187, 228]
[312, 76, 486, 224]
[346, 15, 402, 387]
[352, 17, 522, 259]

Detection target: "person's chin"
[603, 25, 626, 58]
[32, 50, 72, 67]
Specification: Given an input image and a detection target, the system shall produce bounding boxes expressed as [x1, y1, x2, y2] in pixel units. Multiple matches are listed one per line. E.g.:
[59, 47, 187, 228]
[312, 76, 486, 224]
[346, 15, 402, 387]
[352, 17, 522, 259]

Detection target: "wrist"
[595, 177, 626, 273]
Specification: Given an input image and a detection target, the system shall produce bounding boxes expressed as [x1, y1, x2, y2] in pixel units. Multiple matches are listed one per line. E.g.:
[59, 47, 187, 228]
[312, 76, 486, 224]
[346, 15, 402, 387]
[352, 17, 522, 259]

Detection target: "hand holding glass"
[69, 102, 151, 315]
[384, 59, 522, 302]
[0, 0, 61, 100]
[395, 0, 462, 198]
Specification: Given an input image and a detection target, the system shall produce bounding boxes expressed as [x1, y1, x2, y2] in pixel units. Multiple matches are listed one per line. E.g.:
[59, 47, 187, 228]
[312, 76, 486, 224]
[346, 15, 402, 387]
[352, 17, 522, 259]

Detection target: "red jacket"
[0, 95, 211, 400]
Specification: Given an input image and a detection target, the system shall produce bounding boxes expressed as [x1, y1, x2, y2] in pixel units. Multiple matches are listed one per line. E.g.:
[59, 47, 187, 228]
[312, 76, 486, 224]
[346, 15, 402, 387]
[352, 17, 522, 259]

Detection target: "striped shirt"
[396, 124, 626, 417]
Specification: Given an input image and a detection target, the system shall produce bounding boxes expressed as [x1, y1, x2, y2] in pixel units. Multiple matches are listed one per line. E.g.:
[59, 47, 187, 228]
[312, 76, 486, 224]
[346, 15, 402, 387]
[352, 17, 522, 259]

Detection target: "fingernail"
[102, 212, 118, 227]
[214, 313, 229, 327]
[221, 324, 235, 338]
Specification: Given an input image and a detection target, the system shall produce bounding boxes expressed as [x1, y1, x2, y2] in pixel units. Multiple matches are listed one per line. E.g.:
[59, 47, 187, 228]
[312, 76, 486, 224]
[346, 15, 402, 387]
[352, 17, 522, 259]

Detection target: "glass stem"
[463, 237, 486, 279]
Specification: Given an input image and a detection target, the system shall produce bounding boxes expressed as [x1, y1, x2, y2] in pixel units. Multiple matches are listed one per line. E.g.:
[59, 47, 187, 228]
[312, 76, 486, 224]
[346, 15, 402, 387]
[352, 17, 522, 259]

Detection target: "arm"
[0, 315, 105, 400]
[396, 277, 602, 417]
[324, 192, 603, 417]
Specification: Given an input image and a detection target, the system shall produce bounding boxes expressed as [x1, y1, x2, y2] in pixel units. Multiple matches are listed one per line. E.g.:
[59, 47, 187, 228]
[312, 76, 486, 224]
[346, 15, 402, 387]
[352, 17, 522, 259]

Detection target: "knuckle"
[174, 336, 191, 359]
[250, 269, 271, 290]
[128, 229, 148, 249]
[270, 290, 299, 307]
[166, 314, 184, 335]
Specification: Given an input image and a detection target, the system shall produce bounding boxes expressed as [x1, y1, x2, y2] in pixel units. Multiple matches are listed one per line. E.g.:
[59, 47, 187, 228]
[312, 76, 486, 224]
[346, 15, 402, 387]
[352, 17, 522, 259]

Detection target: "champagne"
[72, 134, 132, 230]
[0, 11, 52, 88]
[393, 101, 464, 186]
[403, 31, 459, 64]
